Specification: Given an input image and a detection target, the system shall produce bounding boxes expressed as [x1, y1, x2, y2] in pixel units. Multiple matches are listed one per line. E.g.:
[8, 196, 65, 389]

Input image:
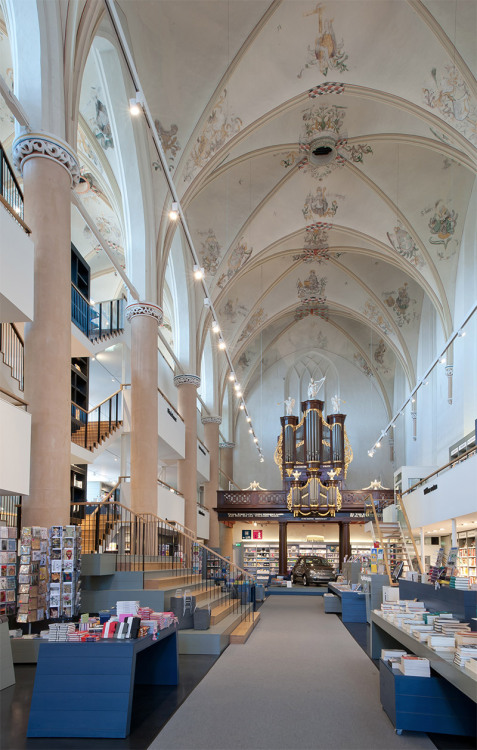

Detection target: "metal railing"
[402, 446, 477, 496]
[0, 323, 24, 390]
[71, 284, 125, 342]
[72, 500, 256, 625]
[71, 388, 123, 450]
[0, 141, 30, 232]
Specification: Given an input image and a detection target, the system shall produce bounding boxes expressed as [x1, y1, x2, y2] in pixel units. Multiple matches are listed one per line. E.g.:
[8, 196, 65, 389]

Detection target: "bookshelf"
[243, 543, 279, 582]
[288, 542, 339, 572]
[457, 530, 476, 584]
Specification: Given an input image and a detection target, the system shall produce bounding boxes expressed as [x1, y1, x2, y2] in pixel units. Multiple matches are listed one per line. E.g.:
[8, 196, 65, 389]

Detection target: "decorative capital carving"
[174, 374, 201, 388]
[219, 441, 235, 449]
[13, 133, 80, 186]
[445, 365, 453, 377]
[201, 416, 222, 425]
[125, 302, 163, 324]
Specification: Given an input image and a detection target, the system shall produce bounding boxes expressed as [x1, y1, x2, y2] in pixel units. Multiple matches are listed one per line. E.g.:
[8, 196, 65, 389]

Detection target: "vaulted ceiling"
[117, 0, 476, 414]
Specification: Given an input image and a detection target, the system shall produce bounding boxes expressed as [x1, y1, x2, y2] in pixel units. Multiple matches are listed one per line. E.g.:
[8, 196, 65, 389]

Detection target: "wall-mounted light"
[212, 320, 220, 333]
[169, 202, 179, 221]
[193, 265, 204, 280]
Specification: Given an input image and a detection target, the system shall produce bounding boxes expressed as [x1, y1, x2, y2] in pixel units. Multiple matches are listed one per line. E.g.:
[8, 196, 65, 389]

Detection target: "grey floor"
[149, 596, 436, 750]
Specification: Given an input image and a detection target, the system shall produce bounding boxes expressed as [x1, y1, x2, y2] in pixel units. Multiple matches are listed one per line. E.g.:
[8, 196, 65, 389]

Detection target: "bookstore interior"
[1, 0, 477, 746]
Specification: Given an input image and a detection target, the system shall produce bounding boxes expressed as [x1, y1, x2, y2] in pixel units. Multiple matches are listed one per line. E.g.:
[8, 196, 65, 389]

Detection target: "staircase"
[0, 323, 24, 391]
[71, 286, 125, 344]
[364, 495, 424, 585]
[77, 500, 260, 652]
[71, 388, 123, 451]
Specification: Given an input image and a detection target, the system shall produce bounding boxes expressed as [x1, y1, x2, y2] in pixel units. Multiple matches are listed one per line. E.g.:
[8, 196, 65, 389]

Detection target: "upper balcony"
[0, 143, 33, 324]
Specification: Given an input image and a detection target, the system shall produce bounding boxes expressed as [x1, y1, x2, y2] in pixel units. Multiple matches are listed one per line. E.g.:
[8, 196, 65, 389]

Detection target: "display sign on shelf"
[252, 530, 263, 540]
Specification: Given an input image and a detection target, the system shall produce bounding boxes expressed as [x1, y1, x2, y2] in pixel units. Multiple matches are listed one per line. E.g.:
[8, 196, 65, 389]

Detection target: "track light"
[375, 441, 381, 449]
[239, 404, 245, 410]
[411, 397, 416, 404]
[249, 428, 253, 434]
[193, 265, 204, 280]
[236, 390, 243, 398]
[129, 95, 143, 116]
[367, 449, 375, 458]
[204, 298, 211, 307]
[260, 456, 264, 463]
[218, 340, 226, 350]
[229, 373, 235, 381]
[212, 320, 220, 333]
[246, 416, 251, 423]
[439, 357, 446, 365]
[253, 437, 259, 443]
[169, 202, 179, 221]
[457, 329, 466, 337]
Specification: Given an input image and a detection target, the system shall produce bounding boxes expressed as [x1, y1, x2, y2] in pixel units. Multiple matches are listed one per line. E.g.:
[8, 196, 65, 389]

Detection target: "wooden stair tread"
[229, 612, 260, 644]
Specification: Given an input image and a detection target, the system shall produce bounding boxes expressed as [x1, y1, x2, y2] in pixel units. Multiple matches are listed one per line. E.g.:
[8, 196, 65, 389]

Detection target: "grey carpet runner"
[149, 595, 435, 750]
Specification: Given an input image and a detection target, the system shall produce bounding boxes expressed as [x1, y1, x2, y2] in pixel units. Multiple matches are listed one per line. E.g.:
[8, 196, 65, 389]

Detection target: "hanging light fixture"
[169, 202, 179, 221]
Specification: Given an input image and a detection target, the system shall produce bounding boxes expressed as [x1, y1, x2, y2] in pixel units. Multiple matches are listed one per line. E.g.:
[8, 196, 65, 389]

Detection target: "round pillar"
[174, 375, 201, 536]
[126, 303, 162, 515]
[13, 134, 80, 526]
[220, 521, 234, 562]
[339, 521, 351, 570]
[202, 416, 221, 549]
[279, 521, 288, 576]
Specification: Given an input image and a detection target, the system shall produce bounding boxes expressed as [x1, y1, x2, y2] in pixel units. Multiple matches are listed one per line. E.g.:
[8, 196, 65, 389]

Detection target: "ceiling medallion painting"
[387, 222, 425, 270]
[382, 283, 417, 328]
[237, 308, 267, 344]
[422, 201, 458, 260]
[153, 119, 181, 171]
[302, 186, 339, 222]
[353, 352, 372, 378]
[184, 89, 242, 181]
[293, 225, 342, 264]
[197, 228, 222, 275]
[423, 66, 477, 146]
[85, 87, 114, 151]
[373, 339, 391, 376]
[295, 270, 328, 321]
[363, 300, 392, 336]
[216, 236, 253, 290]
[298, 4, 349, 79]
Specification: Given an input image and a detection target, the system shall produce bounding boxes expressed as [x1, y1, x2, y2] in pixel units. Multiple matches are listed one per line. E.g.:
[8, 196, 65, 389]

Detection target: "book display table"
[328, 583, 366, 622]
[380, 659, 476, 736]
[27, 624, 178, 738]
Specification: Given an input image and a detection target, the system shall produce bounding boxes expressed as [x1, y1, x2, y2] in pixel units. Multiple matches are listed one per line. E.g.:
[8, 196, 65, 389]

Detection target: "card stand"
[0, 527, 18, 617]
[17, 527, 49, 624]
[48, 526, 82, 620]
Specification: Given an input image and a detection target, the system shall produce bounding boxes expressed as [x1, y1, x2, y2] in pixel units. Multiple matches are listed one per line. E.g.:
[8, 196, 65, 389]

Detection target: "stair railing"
[396, 493, 425, 574]
[0, 323, 24, 390]
[71, 283, 126, 341]
[0, 141, 30, 232]
[74, 500, 256, 625]
[71, 387, 123, 450]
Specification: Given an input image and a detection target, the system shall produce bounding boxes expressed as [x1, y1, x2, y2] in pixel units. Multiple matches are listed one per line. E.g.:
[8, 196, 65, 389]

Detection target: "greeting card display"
[16, 526, 49, 623]
[0, 526, 17, 615]
[48, 526, 82, 619]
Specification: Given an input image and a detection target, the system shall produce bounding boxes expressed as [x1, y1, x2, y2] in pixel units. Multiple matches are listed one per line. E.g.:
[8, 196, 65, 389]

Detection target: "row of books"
[381, 649, 430, 677]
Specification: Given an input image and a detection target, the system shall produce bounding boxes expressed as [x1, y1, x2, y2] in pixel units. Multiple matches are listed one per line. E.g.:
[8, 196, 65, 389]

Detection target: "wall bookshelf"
[457, 531, 476, 584]
[242, 543, 279, 582]
[287, 542, 339, 572]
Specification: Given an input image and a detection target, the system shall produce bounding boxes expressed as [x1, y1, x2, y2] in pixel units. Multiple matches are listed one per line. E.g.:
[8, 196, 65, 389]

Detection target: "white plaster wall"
[157, 484, 185, 526]
[0, 206, 34, 322]
[0, 399, 31, 495]
[158, 389, 185, 460]
[197, 440, 210, 482]
[197, 505, 209, 540]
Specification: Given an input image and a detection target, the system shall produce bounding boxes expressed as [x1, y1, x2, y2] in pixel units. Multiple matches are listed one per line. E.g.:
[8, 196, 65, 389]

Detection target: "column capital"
[13, 132, 80, 186]
[125, 302, 163, 324]
[174, 374, 201, 388]
[445, 365, 454, 377]
[219, 441, 235, 449]
[202, 416, 222, 425]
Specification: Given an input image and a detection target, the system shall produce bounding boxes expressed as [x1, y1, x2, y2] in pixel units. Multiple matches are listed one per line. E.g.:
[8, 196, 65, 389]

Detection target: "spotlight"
[439, 357, 446, 365]
[236, 391, 243, 398]
[129, 95, 143, 116]
[169, 202, 179, 221]
[169, 487, 175, 493]
[253, 437, 259, 443]
[457, 329, 466, 337]
[193, 265, 204, 280]
[218, 340, 226, 350]
[239, 404, 245, 410]
[229, 373, 235, 381]
[411, 397, 416, 404]
[246, 416, 251, 423]
[367, 449, 375, 458]
[260, 456, 264, 463]
[249, 428, 253, 434]
[234, 383, 241, 391]
[375, 441, 381, 449]
[212, 320, 220, 333]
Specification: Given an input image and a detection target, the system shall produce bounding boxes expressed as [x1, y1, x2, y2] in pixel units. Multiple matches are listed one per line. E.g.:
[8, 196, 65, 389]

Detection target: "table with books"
[327, 582, 366, 622]
[27, 623, 179, 738]
[371, 599, 476, 736]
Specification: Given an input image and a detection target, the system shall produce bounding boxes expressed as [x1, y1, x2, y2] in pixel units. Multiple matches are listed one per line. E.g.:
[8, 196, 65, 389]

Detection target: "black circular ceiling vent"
[309, 135, 338, 166]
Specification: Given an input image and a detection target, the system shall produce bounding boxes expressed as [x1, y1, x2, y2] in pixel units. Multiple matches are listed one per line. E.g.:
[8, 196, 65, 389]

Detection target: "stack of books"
[465, 659, 477, 677]
[449, 576, 469, 590]
[48, 623, 76, 641]
[426, 634, 455, 651]
[454, 644, 477, 667]
[381, 649, 407, 669]
[433, 616, 460, 632]
[441, 621, 470, 636]
[400, 655, 431, 677]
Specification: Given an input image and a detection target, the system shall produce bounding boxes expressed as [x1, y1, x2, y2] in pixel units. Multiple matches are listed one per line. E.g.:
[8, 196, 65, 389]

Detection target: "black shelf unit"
[71, 243, 90, 299]
[71, 357, 89, 419]
[70, 464, 87, 519]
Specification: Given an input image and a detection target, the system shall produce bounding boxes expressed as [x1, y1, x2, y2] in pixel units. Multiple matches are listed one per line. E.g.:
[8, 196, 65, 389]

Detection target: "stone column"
[219, 441, 235, 489]
[339, 521, 351, 570]
[13, 134, 80, 527]
[279, 521, 288, 576]
[202, 416, 221, 549]
[174, 375, 200, 537]
[220, 521, 234, 562]
[126, 303, 162, 516]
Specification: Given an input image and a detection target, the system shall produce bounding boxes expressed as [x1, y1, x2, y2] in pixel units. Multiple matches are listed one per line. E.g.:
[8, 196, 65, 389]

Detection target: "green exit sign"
[235, 543, 241, 547]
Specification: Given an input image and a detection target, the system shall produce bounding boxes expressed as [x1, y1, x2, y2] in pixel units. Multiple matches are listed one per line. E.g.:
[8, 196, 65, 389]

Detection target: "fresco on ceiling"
[183, 89, 242, 182]
[382, 283, 417, 327]
[421, 200, 458, 260]
[237, 308, 267, 344]
[353, 353, 372, 378]
[373, 339, 391, 376]
[85, 87, 114, 150]
[309, 83, 345, 97]
[197, 228, 222, 275]
[363, 300, 392, 336]
[154, 119, 181, 169]
[387, 222, 425, 270]
[281, 105, 372, 181]
[216, 237, 252, 289]
[220, 298, 248, 323]
[77, 126, 106, 177]
[295, 270, 328, 320]
[0, 31, 14, 141]
[294, 226, 331, 263]
[237, 351, 252, 371]
[423, 66, 477, 146]
[298, 4, 349, 79]
[302, 186, 339, 222]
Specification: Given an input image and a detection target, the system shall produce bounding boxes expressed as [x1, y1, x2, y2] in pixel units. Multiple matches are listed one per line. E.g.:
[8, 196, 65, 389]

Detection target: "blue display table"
[27, 625, 178, 738]
[380, 659, 476, 736]
[328, 583, 366, 622]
